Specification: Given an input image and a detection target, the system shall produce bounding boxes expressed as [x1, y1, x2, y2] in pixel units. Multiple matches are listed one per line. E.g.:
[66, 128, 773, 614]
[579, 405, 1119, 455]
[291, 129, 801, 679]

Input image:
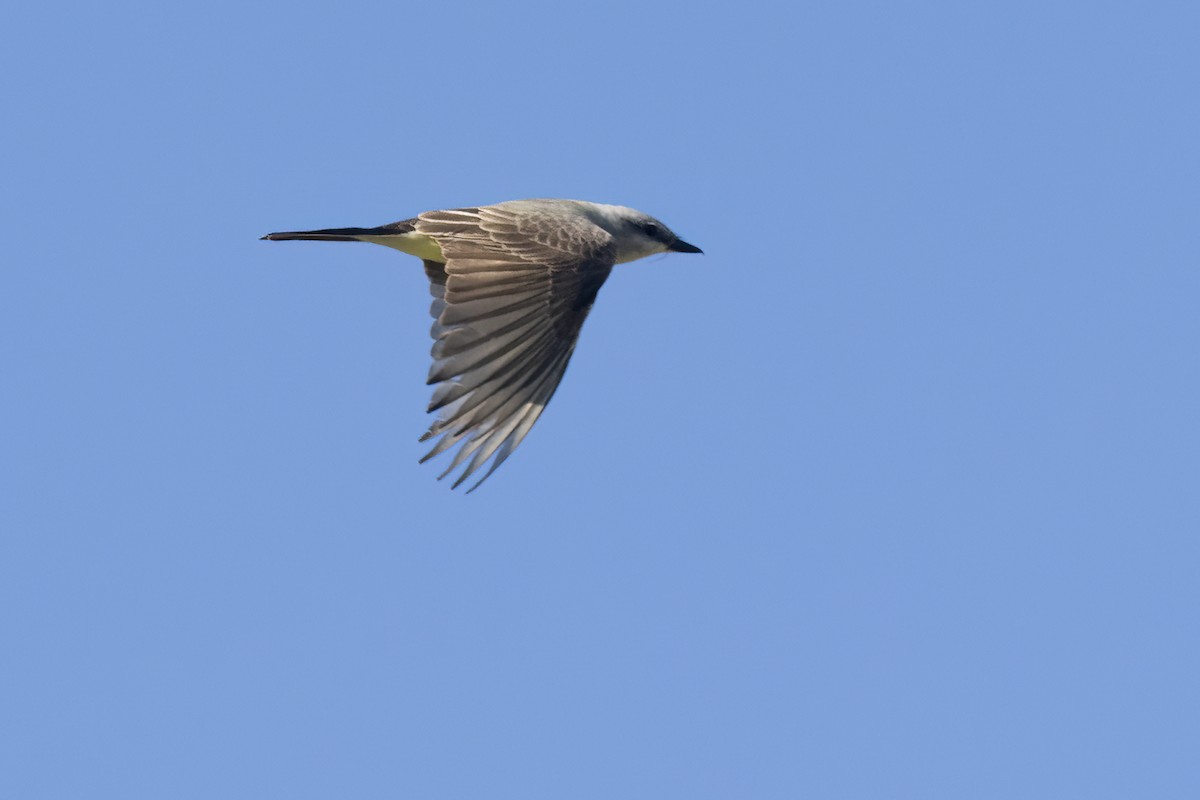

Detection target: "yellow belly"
[361, 232, 445, 262]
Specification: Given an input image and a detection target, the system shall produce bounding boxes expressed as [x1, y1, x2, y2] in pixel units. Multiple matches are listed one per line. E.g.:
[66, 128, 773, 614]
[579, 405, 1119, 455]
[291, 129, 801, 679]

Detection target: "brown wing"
[415, 205, 616, 491]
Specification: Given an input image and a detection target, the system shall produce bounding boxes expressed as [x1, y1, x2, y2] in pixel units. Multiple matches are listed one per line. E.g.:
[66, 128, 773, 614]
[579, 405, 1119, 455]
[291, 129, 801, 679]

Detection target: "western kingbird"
[262, 199, 702, 491]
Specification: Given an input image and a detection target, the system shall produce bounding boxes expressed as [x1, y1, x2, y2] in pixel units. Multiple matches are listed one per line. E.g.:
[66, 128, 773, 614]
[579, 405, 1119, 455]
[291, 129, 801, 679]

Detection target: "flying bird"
[262, 199, 702, 491]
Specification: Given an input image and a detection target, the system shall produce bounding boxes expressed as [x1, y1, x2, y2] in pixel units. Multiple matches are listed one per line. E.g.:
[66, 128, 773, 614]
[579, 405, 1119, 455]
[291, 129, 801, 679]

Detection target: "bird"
[262, 199, 703, 491]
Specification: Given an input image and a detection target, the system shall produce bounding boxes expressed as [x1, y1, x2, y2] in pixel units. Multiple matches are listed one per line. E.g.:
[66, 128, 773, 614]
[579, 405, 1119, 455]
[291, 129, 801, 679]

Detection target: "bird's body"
[263, 199, 701, 491]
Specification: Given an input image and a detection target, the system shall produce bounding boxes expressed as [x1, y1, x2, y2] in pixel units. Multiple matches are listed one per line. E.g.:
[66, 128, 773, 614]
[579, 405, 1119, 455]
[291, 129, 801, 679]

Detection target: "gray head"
[582, 203, 704, 264]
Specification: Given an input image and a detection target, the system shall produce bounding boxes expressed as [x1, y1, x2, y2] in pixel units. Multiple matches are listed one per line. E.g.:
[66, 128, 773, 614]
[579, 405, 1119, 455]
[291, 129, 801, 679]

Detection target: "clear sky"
[3, 1, 1198, 797]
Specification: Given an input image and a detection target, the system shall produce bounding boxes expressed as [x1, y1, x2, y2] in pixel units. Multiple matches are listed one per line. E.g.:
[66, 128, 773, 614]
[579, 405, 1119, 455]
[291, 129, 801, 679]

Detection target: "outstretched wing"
[415, 205, 616, 491]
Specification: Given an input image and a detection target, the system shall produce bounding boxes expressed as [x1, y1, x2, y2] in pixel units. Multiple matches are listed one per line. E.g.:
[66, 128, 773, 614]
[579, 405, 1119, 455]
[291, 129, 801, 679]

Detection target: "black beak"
[668, 238, 703, 254]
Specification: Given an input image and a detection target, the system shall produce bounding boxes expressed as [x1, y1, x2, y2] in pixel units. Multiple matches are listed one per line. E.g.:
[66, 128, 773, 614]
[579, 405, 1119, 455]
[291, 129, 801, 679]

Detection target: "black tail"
[260, 219, 417, 242]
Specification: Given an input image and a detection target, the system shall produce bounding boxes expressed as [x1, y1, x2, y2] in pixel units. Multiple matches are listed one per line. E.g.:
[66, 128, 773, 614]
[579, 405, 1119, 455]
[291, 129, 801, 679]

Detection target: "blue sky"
[3, 1, 1198, 797]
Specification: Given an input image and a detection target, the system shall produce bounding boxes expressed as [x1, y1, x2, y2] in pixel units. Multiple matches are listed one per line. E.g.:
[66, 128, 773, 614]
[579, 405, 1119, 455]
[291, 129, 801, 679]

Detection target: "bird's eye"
[643, 223, 659, 237]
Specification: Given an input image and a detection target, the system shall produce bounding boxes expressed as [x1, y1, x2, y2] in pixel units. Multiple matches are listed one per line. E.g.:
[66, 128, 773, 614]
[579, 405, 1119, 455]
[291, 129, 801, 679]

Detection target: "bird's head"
[591, 204, 703, 264]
